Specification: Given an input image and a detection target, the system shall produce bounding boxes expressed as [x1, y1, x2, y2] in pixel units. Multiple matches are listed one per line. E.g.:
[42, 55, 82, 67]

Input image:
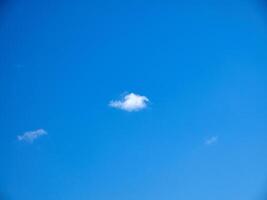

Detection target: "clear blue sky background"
[1, 0, 267, 199]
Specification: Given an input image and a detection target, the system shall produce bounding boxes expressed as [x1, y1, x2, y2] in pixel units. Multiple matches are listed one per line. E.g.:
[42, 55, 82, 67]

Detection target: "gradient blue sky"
[1, 0, 267, 199]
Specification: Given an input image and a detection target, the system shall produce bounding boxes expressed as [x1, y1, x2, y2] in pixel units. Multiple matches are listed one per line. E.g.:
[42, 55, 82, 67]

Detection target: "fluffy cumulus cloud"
[109, 93, 149, 112]
[205, 136, 218, 145]
[17, 129, 47, 143]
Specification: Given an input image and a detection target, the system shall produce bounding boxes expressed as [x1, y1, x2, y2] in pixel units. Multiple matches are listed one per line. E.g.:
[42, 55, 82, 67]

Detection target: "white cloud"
[17, 129, 47, 143]
[109, 93, 149, 112]
[205, 136, 218, 145]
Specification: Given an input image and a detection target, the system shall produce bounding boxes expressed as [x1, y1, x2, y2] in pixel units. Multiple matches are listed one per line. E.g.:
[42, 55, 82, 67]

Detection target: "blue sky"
[1, 0, 267, 199]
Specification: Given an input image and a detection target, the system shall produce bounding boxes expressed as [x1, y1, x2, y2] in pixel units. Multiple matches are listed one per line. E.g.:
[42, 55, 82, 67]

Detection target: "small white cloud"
[109, 93, 149, 112]
[205, 136, 218, 145]
[17, 129, 47, 143]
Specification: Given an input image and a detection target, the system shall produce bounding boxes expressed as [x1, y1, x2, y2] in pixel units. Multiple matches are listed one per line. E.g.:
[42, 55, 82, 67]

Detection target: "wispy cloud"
[17, 129, 47, 143]
[109, 93, 149, 112]
[205, 136, 218, 145]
